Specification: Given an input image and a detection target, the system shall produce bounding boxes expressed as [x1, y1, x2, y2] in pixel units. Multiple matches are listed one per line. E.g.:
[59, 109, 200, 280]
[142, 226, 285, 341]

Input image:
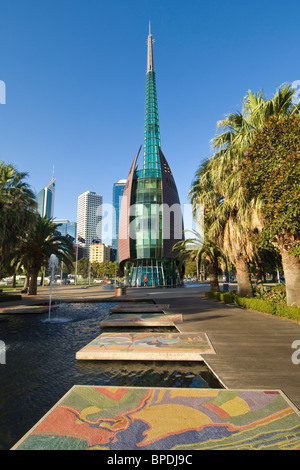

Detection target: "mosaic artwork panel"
[12, 386, 300, 450]
[100, 313, 182, 327]
[75, 332, 215, 360]
[109, 304, 170, 314]
[77, 332, 214, 352]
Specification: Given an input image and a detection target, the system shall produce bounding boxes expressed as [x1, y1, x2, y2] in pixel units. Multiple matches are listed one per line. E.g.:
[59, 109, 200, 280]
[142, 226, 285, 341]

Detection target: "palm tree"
[209, 94, 266, 297]
[178, 230, 222, 291]
[16, 216, 75, 295]
[172, 230, 203, 279]
[0, 162, 36, 277]
[181, 159, 225, 291]
[173, 229, 222, 292]
[208, 83, 300, 297]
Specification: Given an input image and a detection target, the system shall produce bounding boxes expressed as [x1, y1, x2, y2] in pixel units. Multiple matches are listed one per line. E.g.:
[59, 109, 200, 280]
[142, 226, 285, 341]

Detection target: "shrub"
[205, 291, 300, 321]
[220, 292, 235, 303]
[255, 285, 286, 304]
[275, 304, 300, 322]
[204, 291, 234, 303]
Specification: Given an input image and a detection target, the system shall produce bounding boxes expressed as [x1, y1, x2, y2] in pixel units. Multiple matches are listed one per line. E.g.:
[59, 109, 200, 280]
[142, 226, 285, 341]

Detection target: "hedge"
[205, 291, 235, 304]
[234, 296, 277, 315]
[0, 294, 22, 302]
[204, 291, 300, 322]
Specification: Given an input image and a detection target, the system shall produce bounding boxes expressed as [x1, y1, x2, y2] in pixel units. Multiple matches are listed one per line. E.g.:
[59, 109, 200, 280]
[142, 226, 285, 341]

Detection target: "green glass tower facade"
[118, 25, 184, 287]
[142, 74, 161, 174]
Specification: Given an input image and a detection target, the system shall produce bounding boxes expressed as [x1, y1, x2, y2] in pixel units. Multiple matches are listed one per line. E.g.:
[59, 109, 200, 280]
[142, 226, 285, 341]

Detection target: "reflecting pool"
[0, 302, 222, 450]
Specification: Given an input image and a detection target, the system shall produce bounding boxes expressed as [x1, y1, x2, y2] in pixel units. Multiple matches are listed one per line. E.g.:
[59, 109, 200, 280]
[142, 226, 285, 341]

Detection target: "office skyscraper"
[118, 24, 184, 286]
[112, 179, 126, 261]
[54, 220, 77, 242]
[76, 191, 102, 258]
[37, 171, 55, 219]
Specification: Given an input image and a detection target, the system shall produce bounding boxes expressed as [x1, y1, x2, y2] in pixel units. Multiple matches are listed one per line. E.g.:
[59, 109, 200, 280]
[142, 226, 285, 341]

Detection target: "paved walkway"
[148, 286, 300, 410]
[2, 283, 300, 410]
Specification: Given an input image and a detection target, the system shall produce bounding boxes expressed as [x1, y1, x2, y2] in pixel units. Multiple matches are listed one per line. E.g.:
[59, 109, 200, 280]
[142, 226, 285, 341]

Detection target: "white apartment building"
[76, 191, 103, 257]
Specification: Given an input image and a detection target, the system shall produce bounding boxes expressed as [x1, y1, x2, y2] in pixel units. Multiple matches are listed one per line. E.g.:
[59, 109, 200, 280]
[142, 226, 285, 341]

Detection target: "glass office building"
[112, 179, 126, 261]
[55, 220, 77, 241]
[118, 25, 184, 287]
[37, 175, 55, 219]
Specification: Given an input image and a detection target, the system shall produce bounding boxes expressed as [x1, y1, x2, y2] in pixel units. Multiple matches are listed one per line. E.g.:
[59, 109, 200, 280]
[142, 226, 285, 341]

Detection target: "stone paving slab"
[109, 304, 169, 313]
[11, 385, 300, 450]
[100, 313, 182, 329]
[75, 332, 215, 361]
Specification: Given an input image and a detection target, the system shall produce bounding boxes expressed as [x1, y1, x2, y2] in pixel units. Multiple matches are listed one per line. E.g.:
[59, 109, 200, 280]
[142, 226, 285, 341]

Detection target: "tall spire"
[147, 21, 154, 73]
[143, 23, 161, 172]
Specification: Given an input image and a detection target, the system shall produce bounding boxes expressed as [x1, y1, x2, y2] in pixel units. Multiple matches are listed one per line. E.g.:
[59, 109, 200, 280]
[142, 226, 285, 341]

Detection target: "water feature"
[47, 254, 59, 321]
[0, 302, 223, 450]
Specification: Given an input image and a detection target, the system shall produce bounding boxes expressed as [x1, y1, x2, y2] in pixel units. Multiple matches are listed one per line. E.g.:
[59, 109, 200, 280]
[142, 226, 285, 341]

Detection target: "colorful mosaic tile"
[109, 304, 170, 314]
[100, 313, 182, 328]
[75, 332, 215, 360]
[12, 386, 300, 450]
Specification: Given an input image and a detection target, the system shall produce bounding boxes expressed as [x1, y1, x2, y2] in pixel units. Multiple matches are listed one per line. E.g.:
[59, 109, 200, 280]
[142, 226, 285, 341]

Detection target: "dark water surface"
[0, 302, 222, 450]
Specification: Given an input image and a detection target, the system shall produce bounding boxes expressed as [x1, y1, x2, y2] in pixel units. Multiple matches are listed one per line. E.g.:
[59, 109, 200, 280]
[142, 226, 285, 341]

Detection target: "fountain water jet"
[44, 254, 72, 323]
[48, 254, 59, 321]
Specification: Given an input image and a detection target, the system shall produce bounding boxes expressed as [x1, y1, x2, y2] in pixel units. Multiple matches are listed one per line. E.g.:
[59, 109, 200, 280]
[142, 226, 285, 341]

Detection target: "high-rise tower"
[118, 24, 184, 286]
[143, 22, 161, 173]
[112, 179, 126, 261]
[76, 191, 102, 258]
[37, 170, 55, 219]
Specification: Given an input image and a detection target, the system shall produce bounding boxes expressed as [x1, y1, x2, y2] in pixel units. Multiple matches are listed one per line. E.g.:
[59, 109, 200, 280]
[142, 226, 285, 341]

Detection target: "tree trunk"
[28, 269, 38, 295]
[255, 257, 264, 286]
[280, 249, 300, 306]
[235, 256, 253, 297]
[11, 273, 16, 288]
[207, 258, 220, 292]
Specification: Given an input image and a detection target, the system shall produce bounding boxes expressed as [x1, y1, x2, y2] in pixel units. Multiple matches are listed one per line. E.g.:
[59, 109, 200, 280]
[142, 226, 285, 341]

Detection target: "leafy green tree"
[98, 261, 121, 279]
[110, 261, 122, 279]
[242, 115, 300, 306]
[207, 84, 300, 297]
[77, 258, 90, 278]
[15, 216, 74, 295]
[91, 261, 101, 277]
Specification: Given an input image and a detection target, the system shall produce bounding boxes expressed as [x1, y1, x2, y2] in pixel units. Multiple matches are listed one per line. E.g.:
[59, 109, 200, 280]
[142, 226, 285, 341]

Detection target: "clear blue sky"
[1, 0, 300, 226]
